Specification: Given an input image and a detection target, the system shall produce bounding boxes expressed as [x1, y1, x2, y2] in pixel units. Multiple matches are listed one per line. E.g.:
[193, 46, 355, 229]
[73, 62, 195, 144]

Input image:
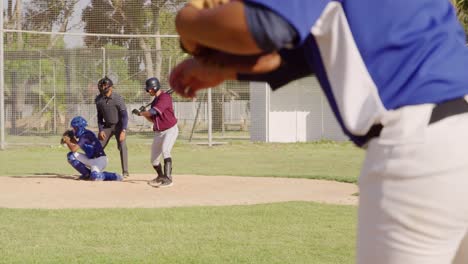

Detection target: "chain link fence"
[0, 0, 252, 147]
[2, 45, 249, 143]
[0, 0, 348, 148]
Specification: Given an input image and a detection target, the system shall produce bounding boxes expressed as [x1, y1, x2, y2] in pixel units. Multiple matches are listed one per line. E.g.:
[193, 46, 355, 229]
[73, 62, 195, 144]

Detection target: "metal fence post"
[102, 47, 106, 76]
[208, 88, 212, 146]
[0, 0, 5, 149]
[53, 62, 57, 134]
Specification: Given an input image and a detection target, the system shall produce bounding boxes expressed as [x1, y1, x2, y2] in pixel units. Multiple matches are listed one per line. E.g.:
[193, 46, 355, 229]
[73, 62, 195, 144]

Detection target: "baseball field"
[0, 136, 364, 263]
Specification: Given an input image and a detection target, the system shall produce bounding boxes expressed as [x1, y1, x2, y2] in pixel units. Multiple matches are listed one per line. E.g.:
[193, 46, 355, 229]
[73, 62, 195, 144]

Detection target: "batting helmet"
[98, 76, 113, 95]
[70, 116, 88, 137]
[145, 77, 161, 93]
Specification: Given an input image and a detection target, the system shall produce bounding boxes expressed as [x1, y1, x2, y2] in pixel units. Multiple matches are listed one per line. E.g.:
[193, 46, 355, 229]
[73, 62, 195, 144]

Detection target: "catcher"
[62, 116, 122, 181]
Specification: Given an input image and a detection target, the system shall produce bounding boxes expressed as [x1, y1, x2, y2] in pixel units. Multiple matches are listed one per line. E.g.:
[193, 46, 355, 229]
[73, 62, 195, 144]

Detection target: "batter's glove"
[60, 129, 78, 144]
[131, 105, 147, 116]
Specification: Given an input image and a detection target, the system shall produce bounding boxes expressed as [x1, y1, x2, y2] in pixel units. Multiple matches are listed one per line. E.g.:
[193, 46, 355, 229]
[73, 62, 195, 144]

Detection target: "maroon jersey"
[150, 92, 177, 131]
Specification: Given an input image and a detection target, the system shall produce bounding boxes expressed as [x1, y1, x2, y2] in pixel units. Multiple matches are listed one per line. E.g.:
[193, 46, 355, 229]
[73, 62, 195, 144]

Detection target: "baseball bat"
[132, 88, 174, 115]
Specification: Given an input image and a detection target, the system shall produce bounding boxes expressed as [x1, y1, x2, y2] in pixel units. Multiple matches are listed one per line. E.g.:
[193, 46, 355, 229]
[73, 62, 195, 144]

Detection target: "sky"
[63, 0, 90, 48]
[2, 0, 182, 48]
[2, 0, 90, 48]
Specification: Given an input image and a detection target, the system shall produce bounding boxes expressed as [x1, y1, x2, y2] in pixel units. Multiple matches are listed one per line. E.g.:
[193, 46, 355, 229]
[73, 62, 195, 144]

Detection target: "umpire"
[95, 76, 130, 177]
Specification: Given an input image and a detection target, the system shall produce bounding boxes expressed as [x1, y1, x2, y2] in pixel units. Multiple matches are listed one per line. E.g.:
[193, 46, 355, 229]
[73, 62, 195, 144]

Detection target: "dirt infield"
[0, 174, 358, 209]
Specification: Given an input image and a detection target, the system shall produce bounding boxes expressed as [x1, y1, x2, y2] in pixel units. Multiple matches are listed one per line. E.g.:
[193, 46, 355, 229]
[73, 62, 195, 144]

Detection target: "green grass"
[0, 136, 364, 183]
[0, 138, 361, 263]
[0, 202, 356, 264]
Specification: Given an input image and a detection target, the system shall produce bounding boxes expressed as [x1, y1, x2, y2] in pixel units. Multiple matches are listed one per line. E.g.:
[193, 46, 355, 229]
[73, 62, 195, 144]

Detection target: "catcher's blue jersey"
[245, 0, 468, 146]
[77, 130, 106, 159]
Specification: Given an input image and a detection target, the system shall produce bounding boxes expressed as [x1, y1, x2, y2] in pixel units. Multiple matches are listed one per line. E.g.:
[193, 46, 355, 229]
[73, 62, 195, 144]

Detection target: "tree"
[4, 0, 22, 47]
[453, 0, 468, 37]
[23, 0, 79, 49]
[81, 0, 185, 80]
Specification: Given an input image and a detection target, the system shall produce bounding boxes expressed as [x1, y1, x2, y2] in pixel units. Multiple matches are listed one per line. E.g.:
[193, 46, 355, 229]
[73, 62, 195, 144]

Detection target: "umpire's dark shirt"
[95, 92, 127, 131]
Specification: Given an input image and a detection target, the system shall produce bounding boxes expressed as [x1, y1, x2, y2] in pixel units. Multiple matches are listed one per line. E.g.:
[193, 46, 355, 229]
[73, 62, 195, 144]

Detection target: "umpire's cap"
[98, 76, 113, 95]
[145, 77, 161, 93]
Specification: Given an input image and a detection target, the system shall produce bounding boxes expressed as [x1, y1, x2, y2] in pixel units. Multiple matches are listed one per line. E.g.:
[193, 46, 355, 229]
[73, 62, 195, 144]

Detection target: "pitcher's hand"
[169, 58, 234, 98]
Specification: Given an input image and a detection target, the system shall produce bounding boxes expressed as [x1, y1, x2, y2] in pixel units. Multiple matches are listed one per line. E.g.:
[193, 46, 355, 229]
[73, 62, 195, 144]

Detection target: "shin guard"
[102, 171, 123, 181]
[67, 152, 90, 178]
[153, 164, 164, 177]
[90, 171, 105, 181]
[164, 158, 172, 181]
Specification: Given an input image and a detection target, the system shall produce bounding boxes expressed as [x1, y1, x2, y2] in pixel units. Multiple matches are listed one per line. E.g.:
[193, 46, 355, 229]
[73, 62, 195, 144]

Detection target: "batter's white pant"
[73, 152, 108, 173]
[151, 125, 179, 166]
[358, 102, 468, 264]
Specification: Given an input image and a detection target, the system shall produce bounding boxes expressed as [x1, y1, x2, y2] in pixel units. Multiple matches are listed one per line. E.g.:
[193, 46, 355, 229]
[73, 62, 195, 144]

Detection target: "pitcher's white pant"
[358, 103, 468, 264]
[151, 125, 179, 166]
[72, 152, 108, 173]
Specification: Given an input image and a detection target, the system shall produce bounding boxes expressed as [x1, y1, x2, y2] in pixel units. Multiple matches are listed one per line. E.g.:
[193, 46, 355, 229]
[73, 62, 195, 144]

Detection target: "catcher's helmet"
[145, 77, 161, 93]
[98, 76, 113, 95]
[70, 116, 88, 137]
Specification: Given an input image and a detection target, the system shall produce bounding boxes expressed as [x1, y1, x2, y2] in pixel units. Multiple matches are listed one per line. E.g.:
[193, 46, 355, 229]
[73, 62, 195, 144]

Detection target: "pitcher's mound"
[0, 174, 358, 209]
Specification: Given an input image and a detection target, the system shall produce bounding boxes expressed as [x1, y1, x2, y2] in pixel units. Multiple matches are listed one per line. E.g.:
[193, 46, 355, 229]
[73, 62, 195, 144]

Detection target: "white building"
[250, 77, 347, 143]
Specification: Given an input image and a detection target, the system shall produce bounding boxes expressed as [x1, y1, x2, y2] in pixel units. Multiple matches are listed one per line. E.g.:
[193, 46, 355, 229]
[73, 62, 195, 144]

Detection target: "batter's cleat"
[156, 176, 164, 183]
[158, 177, 173, 188]
[148, 178, 161, 187]
[123, 171, 130, 178]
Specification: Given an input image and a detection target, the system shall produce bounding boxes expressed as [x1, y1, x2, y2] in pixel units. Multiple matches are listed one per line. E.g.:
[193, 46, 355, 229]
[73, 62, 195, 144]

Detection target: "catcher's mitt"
[60, 129, 78, 145]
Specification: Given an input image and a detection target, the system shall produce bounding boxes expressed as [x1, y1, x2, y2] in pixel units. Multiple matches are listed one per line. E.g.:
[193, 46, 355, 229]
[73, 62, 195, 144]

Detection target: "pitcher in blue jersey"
[170, 1, 468, 263]
[63, 116, 122, 181]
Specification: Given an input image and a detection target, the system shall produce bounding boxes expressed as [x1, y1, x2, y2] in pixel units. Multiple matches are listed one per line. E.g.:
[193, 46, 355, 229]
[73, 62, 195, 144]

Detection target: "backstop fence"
[0, 0, 348, 149]
[0, 0, 253, 148]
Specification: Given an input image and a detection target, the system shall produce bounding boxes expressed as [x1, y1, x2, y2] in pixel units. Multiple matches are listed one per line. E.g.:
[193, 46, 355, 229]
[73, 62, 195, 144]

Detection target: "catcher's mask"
[98, 76, 113, 95]
[70, 116, 88, 137]
[145, 77, 161, 93]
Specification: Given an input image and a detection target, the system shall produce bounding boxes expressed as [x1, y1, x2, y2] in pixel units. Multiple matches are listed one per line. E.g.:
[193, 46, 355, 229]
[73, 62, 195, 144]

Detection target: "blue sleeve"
[78, 132, 99, 159]
[95, 98, 104, 132]
[115, 94, 128, 129]
[121, 110, 128, 130]
[244, 2, 298, 52]
[149, 108, 158, 116]
[237, 41, 314, 89]
[244, 0, 329, 47]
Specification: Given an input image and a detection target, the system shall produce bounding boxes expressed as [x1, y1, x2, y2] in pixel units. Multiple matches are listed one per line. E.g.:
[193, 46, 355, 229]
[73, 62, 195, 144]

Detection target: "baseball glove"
[131, 105, 148, 116]
[60, 129, 78, 145]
